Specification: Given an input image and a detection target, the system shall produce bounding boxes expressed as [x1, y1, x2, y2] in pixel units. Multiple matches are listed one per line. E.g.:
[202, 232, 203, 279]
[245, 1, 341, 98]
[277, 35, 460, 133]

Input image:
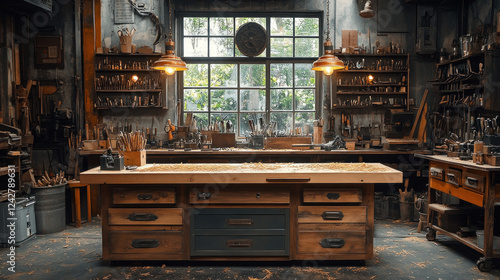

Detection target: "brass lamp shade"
[311, 38, 344, 75]
[153, 39, 187, 75]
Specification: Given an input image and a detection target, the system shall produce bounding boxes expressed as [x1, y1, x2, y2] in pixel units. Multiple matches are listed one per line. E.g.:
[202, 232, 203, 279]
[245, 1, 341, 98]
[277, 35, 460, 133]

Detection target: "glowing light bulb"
[165, 67, 176, 75]
[368, 75, 374, 82]
[323, 67, 334, 76]
[131, 75, 139, 82]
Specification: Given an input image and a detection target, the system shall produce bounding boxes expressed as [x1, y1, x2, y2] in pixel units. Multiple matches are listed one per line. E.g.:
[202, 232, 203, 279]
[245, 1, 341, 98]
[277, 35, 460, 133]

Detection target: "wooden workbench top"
[415, 154, 500, 172]
[80, 162, 402, 185]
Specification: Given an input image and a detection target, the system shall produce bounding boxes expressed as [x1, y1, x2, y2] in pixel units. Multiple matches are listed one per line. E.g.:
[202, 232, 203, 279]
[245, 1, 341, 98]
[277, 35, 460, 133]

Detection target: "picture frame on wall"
[35, 36, 64, 69]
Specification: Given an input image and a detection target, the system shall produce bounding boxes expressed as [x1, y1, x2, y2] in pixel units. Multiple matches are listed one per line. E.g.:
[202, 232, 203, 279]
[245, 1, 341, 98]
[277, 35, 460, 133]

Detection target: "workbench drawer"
[429, 166, 445, 181]
[189, 187, 290, 204]
[109, 231, 183, 254]
[445, 169, 461, 187]
[297, 231, 367, 254]
[112, 188, 176, 204]
[303, 188, 362, 203]
[108, 208, 183, 226]
[462, 171, 485, 193]
[191, 234, 289, 256]
[297, 206, 367, 224]
[191, 208, 288, 230]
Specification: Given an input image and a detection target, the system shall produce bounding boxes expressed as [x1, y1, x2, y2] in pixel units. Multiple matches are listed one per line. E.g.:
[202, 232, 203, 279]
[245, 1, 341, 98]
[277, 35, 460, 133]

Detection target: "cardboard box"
[342, 30, 358, 48]
[346, 142, 356, 150]
[122, 150, 146, 166]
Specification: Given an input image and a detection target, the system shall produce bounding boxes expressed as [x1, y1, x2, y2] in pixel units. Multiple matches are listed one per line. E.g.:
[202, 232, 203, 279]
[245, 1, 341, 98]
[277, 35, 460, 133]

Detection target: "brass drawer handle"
[197, 192, 212, 200]
[466, 177, 478, 187]
[430, 167, 443, 178]
[137, 194, 153, 200]
[322, 211, 344, 221]
[266, 178, 311, 182]
[326, 193, 340, 200]
[131, 239, 159, 248]
[319, 238, 345, 248]
[446, 173, 459, 186]
[226, 219, 254, 226]
[226, 239, 253, 248]
[127, 213, 158, 221]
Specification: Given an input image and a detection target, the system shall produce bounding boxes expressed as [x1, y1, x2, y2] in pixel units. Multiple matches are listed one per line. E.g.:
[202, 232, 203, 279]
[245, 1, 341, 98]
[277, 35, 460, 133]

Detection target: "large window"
[181, 14, 321, 136]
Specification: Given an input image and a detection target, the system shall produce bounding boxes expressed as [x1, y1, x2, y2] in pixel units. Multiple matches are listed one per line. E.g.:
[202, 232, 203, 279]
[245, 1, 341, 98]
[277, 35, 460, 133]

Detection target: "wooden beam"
[82, 0, 99, 129]
[409, 89, 428, 139]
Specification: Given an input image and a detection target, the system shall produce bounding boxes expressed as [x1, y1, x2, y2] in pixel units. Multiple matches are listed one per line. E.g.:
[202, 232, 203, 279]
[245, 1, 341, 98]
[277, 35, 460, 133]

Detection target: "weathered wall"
[0, 13, 15, 124]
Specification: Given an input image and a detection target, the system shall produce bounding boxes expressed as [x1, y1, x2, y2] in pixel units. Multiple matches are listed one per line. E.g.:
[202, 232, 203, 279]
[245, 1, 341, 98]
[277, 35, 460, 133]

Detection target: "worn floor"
[1, 218, 500, 280]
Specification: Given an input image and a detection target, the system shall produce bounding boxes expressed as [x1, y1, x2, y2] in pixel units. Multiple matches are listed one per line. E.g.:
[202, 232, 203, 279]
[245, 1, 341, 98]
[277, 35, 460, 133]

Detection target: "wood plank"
[108, 208, 183, 225]
[430, 178, 483, 207]
[112, 187, 176, 204]
[82, 0, 99, 128]
[417, 103, 428, 142]
[409, 89, 428, 139]
[428, 203, 480, 214]
[298, 206, 367, 224]
[303, 188, 362, 203]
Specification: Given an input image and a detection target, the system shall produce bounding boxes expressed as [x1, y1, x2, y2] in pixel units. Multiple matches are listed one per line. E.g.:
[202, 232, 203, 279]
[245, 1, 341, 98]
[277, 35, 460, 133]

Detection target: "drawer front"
[462, 171, 485, 193]
[303, 188, 362, 203]
[297, 206, 367, 224]
[191, 208, 288, 230]
[112, 188, 176, 204]
[191, 235, 288, 256]
[429, 166, 444, 181]
[190, 187, 289, 204]
[297, 231, 366, 254]
[109, 231, 183, 254]
[445, 169, 461, 186]
[108, 208, 183, 226]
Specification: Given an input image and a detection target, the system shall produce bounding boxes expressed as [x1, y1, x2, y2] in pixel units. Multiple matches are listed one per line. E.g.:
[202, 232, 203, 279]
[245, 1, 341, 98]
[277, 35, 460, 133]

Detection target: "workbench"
[80, 162, 402, 263]
[416, 154, 500, 271]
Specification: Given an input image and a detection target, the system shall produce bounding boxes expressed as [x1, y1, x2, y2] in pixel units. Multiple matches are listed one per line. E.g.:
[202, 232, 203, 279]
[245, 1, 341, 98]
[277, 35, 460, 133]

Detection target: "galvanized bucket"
[31, 183, 66, 234]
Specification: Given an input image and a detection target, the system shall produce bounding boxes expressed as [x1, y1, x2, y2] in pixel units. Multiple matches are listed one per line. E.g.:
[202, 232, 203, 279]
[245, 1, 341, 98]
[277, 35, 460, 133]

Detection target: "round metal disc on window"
[235, 22, 267, 57]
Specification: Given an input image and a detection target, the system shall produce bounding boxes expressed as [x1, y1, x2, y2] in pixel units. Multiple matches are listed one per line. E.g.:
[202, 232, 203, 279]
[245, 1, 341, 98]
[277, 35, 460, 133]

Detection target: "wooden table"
[81, 162, 402, 263]
[416, 154, 500, 271]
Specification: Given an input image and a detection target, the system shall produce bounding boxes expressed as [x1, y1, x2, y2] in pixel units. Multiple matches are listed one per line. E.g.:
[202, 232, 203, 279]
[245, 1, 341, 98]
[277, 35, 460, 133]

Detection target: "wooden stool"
[68, 180, 92, 228]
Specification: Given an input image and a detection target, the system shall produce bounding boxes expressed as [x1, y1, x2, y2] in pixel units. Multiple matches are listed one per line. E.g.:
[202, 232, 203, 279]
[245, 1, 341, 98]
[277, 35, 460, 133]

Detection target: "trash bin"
[31, 184, 66, 234]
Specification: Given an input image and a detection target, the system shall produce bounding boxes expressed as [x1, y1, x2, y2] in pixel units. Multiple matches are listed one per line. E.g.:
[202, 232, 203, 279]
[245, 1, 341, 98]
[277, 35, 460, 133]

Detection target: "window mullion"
[265, 60, 271, 124]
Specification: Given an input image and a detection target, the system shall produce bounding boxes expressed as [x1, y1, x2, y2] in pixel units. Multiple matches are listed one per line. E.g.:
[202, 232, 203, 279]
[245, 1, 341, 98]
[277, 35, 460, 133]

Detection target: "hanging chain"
[325, 0, 330, 40]
[168, 0, 173, 40]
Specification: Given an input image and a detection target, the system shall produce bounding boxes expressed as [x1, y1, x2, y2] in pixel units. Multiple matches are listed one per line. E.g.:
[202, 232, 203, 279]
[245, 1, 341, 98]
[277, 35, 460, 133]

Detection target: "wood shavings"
[412, 261, 430, 268]
[137, 162, 390, 173]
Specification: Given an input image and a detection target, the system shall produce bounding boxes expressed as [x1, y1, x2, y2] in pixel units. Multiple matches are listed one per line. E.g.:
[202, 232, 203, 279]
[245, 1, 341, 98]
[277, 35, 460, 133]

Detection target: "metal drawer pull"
[322, 211, 344, 220]
[447, 173, 458, 185]
[430, 167, 443, 177]
[466, 177, 478, 187]
[131, 239, 160, 248]
[326, 193, 340, 200]
[319, 238, 345, 248]
[266, 178, 311, 182]
[226, 219, 254, 226]
[137, 194, 153, 200]
[197, 192, 212, 200]
[226, 239, 253, 248]
[127, 213, 158, 221]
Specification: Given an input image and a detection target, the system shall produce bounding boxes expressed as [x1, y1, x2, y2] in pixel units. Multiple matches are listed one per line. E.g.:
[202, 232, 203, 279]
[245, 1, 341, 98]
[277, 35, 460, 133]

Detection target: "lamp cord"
[326, 0, 330, 41]
[168, 0, 173, 40]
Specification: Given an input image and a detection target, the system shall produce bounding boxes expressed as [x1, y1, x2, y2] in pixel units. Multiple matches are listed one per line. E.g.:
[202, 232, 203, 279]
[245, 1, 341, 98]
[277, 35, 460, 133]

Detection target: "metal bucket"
[400, 201, 414, 221]
[31, 184, 66, 234]
[374, 192, 389, 220]
[387, 196, 400, 220]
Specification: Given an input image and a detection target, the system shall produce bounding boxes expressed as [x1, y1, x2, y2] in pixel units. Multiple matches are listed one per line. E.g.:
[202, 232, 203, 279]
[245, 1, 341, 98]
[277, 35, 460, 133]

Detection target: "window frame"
[178, 12, 323, 137]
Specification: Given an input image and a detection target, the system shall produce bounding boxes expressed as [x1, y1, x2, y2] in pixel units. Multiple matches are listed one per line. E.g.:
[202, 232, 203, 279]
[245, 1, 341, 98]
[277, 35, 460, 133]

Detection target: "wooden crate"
[212, 133, 236, 148]
[122, 150, 146, 166]
[265, 137, 311, 149]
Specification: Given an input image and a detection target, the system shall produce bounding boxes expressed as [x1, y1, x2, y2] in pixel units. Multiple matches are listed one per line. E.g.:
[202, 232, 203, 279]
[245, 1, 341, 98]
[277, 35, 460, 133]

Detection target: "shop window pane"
[184, 89, 208, 111]
[210, 17, 234, 35]
[210, 38, 234, 57]
[295, 112, 315, 134]
[294, 63, 315, 87]
[295, 89, 315, 110]
[184, 37, 208, 57]
[210, 64, 237, 87]
[270, 63, 293, 88]
[184, 64, 208, 87]
[210, 113, 238, 133]
[240, 90, 265, 111]
[271, 17, 293, 36]
[184, 17, 208, 35]
[295, 18, 319, 36]
[184, 113, 209, 130]
[270, 112, 293, 133]
[236, 18, 266, 30]
[270, 89, 293, 110]
[211, 90, 238, 111]
[240, 113, 266, 136]
[270, 38, 293, 57]
[240, 64, 266, 87]
[295, 38, 319, 57]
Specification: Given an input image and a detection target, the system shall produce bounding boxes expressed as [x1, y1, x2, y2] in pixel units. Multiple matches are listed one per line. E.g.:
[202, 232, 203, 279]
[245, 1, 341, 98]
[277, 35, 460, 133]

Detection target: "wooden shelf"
[436, 51, 485, 67]
[0, 166, 19, 176]
[96, 106, 166, 110]
[338, 70, 407, 73]
[333, 105, 406, 110]
[95, 53, 162, 57]
[430, 225, 485, 255]
[337, 91, 407, 95]
[337, 84, 406, 87]
[96, 89, 162, 93]
[337, 53, 408, 57]
[95, 69, 157, 72]
[437, 86, 483, 93]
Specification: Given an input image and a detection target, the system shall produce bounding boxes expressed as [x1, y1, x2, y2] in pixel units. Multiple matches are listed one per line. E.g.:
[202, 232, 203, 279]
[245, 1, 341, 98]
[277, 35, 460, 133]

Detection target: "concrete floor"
[1, 219, 500, 280]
